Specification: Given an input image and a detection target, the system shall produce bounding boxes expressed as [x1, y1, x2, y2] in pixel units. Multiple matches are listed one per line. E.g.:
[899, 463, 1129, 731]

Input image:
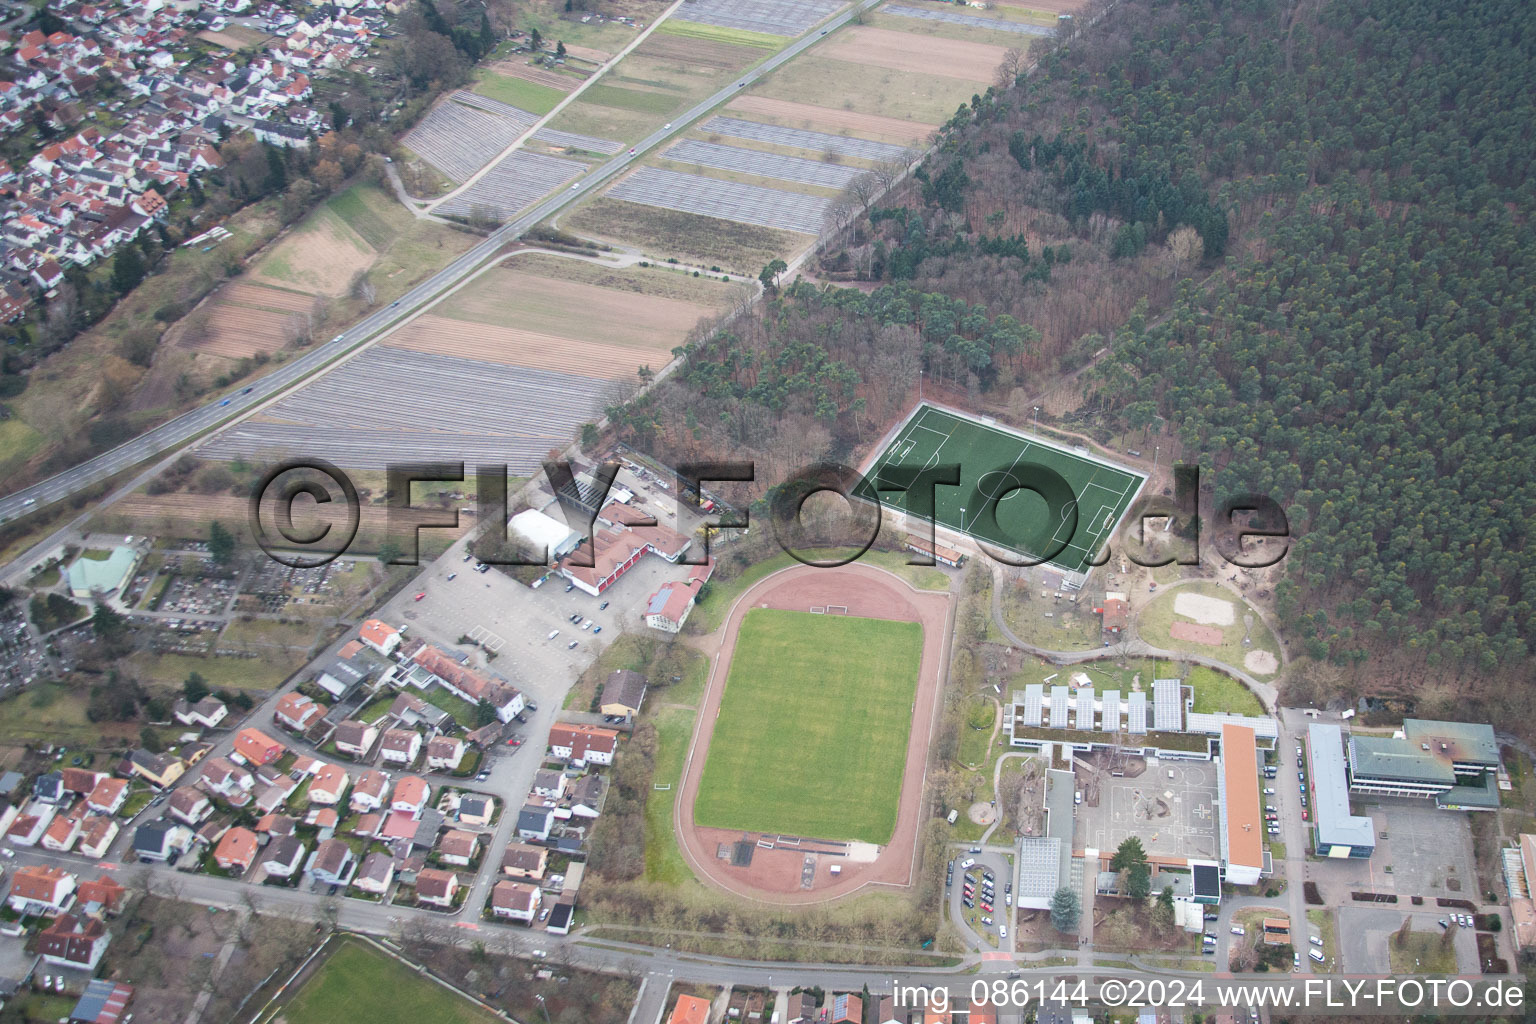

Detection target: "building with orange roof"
[548, 723, 619, 765]
[213, 827, 258, 872]
[75, 875, 125, 916]
[1219, 722, 1264, 885]
[7, 865, 75, 914]
[233, 728, 285, 766]
[359, 619, 401, 656]
[667, 993, 710, 1024]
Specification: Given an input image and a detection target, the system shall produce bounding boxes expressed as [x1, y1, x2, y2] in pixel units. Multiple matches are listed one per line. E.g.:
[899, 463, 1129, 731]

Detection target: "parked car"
[567, 640, 578, 649]
[599, 601, 609, 610]
[414, 592, 426, 601]
[1231, 926, 1246, 936]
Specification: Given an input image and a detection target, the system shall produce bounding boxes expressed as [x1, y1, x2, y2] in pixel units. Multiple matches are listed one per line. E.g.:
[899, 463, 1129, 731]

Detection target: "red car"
[414, 592, 426, 601]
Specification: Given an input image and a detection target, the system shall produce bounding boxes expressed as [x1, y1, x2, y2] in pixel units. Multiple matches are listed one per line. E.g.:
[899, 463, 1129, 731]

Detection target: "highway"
[0, 0, 881, 534]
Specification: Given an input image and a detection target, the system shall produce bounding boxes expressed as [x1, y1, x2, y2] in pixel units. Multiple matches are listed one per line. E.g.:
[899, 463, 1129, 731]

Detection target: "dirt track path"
[672, 562, 954, 905]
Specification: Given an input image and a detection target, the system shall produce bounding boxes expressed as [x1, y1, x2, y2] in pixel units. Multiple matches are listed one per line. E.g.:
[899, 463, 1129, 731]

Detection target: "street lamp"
[1033, 406, 1039, 433]
[535, 993, 552, 1024]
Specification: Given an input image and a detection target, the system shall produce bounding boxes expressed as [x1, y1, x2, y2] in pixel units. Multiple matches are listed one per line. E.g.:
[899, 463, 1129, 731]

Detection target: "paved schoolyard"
[1339, 906, 1481, 974]
[1077, 759, 1219, 862]
[1367, 800, 1477, 898]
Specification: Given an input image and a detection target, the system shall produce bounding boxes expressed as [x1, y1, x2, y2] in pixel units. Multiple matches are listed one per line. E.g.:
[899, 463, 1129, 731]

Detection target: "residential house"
[599, 669, 647, 719]
[380, 729, 422, 766]
[350, 769, 389, 813]
[37, 914, 110, 971]
[306, 838, 355, 885]
[358, 619, 400, 656]
[490, 880, 540, 923]
[168, 786, 212, 825]
[6, 803, 55, 846]
[75, 875, 126, 918]
[414, 868, 458, 907]
[568, 774, 607, 819]
[128, 748, 185, 788]
[426, 735, 465, 772]
[390, 776, 429, 815]
[388, 693, 450, 731]
[409, 644, 524, 722]
[85, 777, 128, 815]
[531, 769, 567, 800]
[352, 850, 394, 894]
[232, 728, 285, 766]
[42, 809, 83, 852]
[6, 865, 75, 914]
[201, 756, 254, 803]
[77, 815, 119, 859]
[212, 826, 258, 872]
[457, 794, 494, 827]
[132, 819, 192, 862]
[61, 768, 105, 798]
[315, 652, 370, 701]
[783, 993, 816, 1024]
[644, 576, 705, 633]
[307, 763, 349, 806]
[252, 775, 297, 814]
[172, 696, 227, 729]
[668, 994, 711, 1024]
[260, 835, 306, 878]
[828, 994, 862, 1024]
[33, 771, 63, 804]
[333, 719, 378, 759]
[548, 724, 618, 766]
[436, 829, 479, 867]
[516, 803, 554, 841]
[500, 842, 547, 880]
[274, 691, 327, 732]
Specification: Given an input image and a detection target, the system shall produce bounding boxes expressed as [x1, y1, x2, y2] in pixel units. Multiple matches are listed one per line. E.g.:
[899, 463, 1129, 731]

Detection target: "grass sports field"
[277, 941, 501, 1024]
[694, 609, 922, 844]
[863, 404, 1145, 574]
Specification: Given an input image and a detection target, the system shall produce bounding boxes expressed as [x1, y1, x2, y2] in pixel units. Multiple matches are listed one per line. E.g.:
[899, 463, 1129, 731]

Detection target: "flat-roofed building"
[1308, 723, 1375, 858]
[1217, 722, 1264, 886]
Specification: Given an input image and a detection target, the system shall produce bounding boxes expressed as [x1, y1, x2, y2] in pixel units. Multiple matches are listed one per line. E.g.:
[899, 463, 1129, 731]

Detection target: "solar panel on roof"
[1153, 678, 1183, 732]
[1049, 685, 1069, 729]
[1076, 687, 1095, 730]
[1127, 691, 1148, 733]
[1102, 690, 1120, 732]
[1024, 684, 1043, 727]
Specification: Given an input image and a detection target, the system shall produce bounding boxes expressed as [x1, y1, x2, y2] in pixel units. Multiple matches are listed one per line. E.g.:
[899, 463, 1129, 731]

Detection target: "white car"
[1231, 926, 1246, 936]
[999, 924, 1007, 939]
[960, 858, 975, 869]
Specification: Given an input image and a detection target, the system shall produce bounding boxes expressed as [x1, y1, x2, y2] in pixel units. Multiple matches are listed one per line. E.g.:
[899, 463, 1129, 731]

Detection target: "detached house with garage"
[275, 691, 327, 732]
[333, 719, 379, 759]
[380, 729, 421, 766]
[38, 914, 110, 971]
[491, 880, 540, 923]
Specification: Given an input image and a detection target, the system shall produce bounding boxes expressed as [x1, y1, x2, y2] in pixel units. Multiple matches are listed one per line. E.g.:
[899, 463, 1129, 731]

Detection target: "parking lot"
[1076, 758, 1219, 863]
[947, 848, 1014, 952]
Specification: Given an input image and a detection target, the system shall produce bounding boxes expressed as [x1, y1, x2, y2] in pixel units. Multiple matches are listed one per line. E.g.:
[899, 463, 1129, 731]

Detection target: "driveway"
[948, 846, 1013, 953]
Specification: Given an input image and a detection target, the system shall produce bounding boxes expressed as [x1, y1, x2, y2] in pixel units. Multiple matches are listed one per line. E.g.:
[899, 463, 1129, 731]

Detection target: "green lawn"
[125, 651, 299, 692]
[470, 70, 566, 115]
[580, 83, 682, 115]
[694, 609, 923, 843]
[1388, 930, 1459, 975]
[279, 940, 502, 1024]
[1138, 582, 1282, 678]
[418, 685, 476, 728]
[1187, 665, 1266, 716]
[644, 706, 698, 885]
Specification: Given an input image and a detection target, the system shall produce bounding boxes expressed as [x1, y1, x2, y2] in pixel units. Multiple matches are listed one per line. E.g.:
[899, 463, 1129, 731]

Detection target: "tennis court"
[862, 404, 1145, 574]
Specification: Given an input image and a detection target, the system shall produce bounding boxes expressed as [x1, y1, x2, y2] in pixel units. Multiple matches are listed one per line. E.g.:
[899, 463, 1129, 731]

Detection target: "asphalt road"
[0, 0, 882, 535]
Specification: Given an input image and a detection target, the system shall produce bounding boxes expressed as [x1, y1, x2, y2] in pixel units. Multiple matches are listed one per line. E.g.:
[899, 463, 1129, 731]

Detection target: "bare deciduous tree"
[994, 47, 1027, 89]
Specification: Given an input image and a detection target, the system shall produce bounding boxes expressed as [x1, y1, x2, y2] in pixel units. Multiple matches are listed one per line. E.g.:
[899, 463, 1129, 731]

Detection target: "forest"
[608, 0, 1536, 710]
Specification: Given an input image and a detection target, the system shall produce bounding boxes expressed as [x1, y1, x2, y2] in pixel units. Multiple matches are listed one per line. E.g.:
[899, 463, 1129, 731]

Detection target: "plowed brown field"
[726, 95, 935, 145]
[820, 25, 1006, 82]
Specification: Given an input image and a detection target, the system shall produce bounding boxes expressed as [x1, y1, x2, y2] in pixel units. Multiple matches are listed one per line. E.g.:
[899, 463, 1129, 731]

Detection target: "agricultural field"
[434, 149, 588, 222]
[671, 0, 843, 37]
[608, 166, 830, 233]
[174, 281, 316, 359]
[751, 54, 984, 125]
[879, 2, 1059, 40]
[725, 94, 936, 146]
[818, 25, 1009, 82]
[511, 1, 639, 57]
[469, 67, 569, 115]
[694, 608, 924, 844]
[275, 940, 503, 1024]
[564, 197, 804, 275]
[435, 257, 730, 355]
[403, 92, 538, 183]
[250, 206, 376, 296]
